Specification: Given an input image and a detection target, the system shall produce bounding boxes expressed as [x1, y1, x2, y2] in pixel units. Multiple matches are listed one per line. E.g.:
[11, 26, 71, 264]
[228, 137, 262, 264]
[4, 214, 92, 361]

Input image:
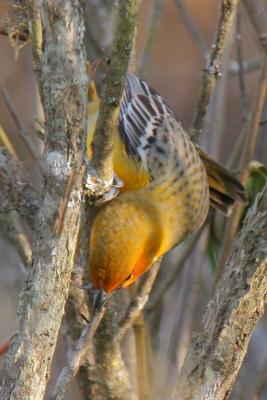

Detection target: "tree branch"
[0, 0, 88, 398]
[87, 0, 142, 197]
[217, 56, 267, 282]
[176, 184, 267, 399]
[51, 304, 107, 400]
[50, 1, 142, 398]
[145, 233, 200, 312]
[191, 0, 239, 141]
[114, 261, 161, 343]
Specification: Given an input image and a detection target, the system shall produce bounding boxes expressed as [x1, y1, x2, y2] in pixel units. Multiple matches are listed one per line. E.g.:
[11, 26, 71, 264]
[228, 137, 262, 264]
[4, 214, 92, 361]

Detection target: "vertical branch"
[236, 6, 247, 118]
[50, 2, 142, 399]
[133, 314, 149, 400]
[0, 0, 88, 399]
[191, 0, 239, 141]
[88, 0, 142, 196]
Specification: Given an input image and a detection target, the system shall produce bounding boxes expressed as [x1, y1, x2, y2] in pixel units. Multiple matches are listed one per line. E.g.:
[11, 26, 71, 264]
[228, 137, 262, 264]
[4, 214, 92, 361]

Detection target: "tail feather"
[197, 147, 246, 216]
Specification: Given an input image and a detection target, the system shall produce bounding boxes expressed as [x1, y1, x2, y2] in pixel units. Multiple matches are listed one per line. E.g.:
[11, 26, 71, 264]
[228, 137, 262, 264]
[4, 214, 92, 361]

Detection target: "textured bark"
[51, 2, 142, 399]
[176, 184, 267, 399]
[88, 0, 142, 197]
[0, 0, 88, 399]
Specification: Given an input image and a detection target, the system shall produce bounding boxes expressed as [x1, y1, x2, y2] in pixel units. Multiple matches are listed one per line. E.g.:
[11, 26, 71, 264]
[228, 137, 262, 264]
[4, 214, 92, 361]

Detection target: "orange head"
[89, 193, 163, 293]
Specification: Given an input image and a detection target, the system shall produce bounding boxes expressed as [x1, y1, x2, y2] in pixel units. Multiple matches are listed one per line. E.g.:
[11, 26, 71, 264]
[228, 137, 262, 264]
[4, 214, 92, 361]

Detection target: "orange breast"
[89, 193, 163, 293]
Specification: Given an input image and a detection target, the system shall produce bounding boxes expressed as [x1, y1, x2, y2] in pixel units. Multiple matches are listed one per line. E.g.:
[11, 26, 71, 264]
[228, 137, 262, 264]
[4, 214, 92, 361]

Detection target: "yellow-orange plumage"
[87, 74, 245, 293]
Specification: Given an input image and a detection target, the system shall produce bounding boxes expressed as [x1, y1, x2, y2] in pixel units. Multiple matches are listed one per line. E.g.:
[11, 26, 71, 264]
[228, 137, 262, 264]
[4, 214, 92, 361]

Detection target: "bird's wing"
[119, 74, 178, 177]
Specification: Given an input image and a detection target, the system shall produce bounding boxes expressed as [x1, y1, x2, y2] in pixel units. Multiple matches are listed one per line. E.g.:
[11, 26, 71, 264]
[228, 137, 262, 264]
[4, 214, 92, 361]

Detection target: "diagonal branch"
[139, 0, 164, 77]
[174, 0, 209, 59]
[114, 260, 161, 343]
[176, 184, 267, 399]
[50, 304, 107, 400]
[242, 0, 267, 55]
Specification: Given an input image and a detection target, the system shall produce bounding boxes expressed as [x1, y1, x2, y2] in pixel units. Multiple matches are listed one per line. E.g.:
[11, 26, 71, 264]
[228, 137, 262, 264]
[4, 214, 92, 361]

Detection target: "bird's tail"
[197, 147, 246, 216]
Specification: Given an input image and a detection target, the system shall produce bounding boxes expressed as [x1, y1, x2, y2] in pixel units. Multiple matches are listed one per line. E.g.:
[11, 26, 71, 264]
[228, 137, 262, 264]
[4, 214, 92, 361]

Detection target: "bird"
[87, 73, 245, 296]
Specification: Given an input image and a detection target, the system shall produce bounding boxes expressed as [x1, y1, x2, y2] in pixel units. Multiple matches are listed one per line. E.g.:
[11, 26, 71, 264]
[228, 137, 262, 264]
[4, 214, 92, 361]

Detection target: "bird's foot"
[84, 163, 123, 205]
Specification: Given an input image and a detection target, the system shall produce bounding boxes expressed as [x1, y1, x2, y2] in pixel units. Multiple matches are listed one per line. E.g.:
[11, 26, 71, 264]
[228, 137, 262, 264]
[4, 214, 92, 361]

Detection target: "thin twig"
[160, 229, 208, 397]
[114, 261, 161, 343]
[0, 123, 20, 160]
[236, 6, 248, 119]
[242, 0, 267, 55]
[0, 208, 32, 265]
[146, 232, 201, 312]
[133, 314, 150, 400]
[191, 0, 239, 141]
[138, 0, 164, 78]
[0, 82, 39, 158]
[50, 305, 107, 400]
[0, 146, 39, 231]
[174, 0, 209, 59]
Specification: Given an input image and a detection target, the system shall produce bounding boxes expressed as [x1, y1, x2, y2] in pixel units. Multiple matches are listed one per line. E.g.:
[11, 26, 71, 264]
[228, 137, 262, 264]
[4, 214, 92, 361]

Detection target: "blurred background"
[0, 0, 266, 399]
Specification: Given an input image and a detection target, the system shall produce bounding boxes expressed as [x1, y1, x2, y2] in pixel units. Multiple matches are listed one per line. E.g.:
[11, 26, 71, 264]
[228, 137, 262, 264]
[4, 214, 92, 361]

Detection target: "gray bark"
[0, 0, 88, 398]
[176, 184, 267, 399]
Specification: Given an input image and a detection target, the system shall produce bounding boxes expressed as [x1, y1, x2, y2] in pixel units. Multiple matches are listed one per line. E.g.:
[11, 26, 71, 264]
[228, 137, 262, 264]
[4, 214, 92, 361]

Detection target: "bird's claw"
[84, 164, 124, 205]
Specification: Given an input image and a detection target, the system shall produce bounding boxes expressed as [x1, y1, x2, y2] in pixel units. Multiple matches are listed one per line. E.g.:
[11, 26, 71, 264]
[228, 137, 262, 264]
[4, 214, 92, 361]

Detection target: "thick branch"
[50, 2, 142, 398]
[176, 184, 267, 400]
[87, 0, 142, 197]
[0, 1, 88, 399]
[191, 0, 239, 141]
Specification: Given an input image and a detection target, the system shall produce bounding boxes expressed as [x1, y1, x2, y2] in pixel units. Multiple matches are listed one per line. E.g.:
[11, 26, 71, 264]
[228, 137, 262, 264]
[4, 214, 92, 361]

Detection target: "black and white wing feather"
[119, 73, 177, 172]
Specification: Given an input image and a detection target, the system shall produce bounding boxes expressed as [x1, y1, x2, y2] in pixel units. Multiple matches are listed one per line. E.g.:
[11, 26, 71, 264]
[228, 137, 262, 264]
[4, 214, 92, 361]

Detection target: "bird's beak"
[92, 288, 108, 312]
